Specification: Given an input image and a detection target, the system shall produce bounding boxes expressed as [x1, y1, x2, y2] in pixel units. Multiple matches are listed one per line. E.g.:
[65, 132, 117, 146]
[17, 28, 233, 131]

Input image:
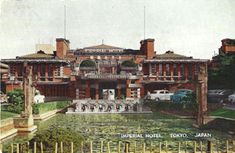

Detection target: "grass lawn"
[209, 108, 235, 119]
[0, 111, 18, 120]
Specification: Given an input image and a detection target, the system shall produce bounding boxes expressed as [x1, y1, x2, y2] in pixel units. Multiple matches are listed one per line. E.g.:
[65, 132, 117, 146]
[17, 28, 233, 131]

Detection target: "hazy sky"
[0, 0, 235, 59]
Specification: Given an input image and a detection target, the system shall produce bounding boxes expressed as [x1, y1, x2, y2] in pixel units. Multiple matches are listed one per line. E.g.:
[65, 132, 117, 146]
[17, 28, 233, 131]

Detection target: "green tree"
[208, 54, 235, 89]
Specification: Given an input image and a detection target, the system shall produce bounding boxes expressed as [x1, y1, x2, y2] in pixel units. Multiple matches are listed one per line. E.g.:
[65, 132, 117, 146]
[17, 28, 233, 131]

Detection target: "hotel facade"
[1, 38, 208, 100]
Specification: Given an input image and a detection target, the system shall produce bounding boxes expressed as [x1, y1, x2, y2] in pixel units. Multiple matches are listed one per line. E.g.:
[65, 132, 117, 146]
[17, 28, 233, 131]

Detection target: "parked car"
[147, 90, 173, 101]
[170, 89, 193, 103]
[0, 91, 8, 103]
[208, 89, 233, 103]
[228, 93, 235, 103]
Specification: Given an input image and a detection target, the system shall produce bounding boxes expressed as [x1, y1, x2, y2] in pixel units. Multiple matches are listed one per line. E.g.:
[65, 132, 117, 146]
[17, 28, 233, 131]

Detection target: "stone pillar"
[126, 79, 131, 99]
[185, 64, 188, 81]
[177, 64, 181, 80]
[37, 65, 41, 80]
[52, 65, 55, 81]
[170, 64, 173, 81]
[95, 83, 99, 100]
[156, 64, 159, 81]
[112, 66, 115, 74]
[117, 80, 121, 99]
[163, 64, 166, 81]
[192, 63, 196, 80]
[85, 80, 91, 98]
[15, 69, 18, 81]
[196, 64, 208, 126]
[14, 63, 37, 133]
[45, 64, 48, 81]
[117, 87, 121, 99]
[149, 63, 152, 75]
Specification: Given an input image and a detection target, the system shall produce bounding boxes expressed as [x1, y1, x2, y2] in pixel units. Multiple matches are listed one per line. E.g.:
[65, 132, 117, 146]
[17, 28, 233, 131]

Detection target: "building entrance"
[99, 81, 117, 99]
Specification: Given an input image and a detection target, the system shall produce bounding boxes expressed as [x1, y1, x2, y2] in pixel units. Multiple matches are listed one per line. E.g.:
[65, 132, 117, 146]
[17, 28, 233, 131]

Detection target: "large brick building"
[1, 38, 208, 100]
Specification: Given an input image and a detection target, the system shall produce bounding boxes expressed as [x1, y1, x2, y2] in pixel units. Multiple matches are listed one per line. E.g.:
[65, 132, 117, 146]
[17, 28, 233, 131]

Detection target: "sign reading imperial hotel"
[1, 38, 208, 100]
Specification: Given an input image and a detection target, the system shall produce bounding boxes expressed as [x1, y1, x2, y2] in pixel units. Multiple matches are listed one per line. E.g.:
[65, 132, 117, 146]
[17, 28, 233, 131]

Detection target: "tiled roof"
[18, 50, 54, 59]
[84, 44, 123, 49]
[155, 51, 191, 59]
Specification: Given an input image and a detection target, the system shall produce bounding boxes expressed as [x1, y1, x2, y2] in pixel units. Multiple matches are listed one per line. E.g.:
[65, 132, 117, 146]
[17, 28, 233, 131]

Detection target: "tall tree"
[208, 54, 235, 89]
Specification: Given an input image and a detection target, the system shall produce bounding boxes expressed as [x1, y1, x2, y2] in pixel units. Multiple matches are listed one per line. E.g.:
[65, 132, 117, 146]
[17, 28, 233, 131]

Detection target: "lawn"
[0, 111, 18, 120]
[209, 108, 235, 119]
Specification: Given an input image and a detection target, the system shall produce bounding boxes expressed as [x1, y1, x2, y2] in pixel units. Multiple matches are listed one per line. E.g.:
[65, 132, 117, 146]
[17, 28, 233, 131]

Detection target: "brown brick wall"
[56, 39, 70, 58]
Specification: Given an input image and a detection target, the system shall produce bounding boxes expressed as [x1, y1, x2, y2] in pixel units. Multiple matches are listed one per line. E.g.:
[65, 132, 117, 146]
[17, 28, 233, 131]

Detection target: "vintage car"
[147, 90, 173, 101]
[170, 89, 193, 103]
[228, 93, 235, 103]
[208, 89, 233, 103]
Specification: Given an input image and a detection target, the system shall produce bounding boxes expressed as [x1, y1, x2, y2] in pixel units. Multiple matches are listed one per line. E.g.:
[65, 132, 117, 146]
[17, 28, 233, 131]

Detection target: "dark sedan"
[207, 89, 233, 103]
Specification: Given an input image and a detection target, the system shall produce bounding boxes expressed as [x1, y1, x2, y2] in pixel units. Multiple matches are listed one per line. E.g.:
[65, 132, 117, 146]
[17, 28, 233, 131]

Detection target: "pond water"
[3, 113, 234, 152]
[35, 113, 232, 142]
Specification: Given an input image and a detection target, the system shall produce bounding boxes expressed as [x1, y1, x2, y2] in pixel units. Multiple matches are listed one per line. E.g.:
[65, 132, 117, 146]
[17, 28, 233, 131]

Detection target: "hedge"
[32, 101, 71, 115]
[144, 100, 198, 116]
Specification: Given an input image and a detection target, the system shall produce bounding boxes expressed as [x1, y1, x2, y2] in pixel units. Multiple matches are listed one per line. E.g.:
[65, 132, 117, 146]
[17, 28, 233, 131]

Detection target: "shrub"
[144, 98, 198, 116]
[121, 60, 137, 67]
[6, 89, 24, 114]
[30, 127, 84, 153]
[33, 101, 71, 114]
[80, 59, 96, 67]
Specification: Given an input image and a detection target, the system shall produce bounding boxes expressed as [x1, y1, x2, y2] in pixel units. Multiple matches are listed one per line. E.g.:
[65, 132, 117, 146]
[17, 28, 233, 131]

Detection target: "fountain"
[66, 99, 151, 114]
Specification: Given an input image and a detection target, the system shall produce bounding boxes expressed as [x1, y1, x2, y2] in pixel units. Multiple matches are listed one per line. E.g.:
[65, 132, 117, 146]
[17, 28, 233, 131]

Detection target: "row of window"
[10, 65, 63, 77]
[149, 63, 198, 77]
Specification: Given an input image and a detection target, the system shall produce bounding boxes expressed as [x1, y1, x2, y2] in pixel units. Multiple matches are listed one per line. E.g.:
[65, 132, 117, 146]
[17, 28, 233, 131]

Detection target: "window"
[160, 91, 164, 94]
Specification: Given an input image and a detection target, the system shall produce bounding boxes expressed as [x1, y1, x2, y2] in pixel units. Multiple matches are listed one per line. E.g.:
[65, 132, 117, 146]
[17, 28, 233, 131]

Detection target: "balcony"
[143, 75, 192, 83]
[81, 74, 130, 80]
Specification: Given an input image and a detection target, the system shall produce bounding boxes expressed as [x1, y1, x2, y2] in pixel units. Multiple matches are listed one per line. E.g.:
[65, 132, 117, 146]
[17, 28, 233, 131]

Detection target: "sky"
[0, 0, 235, 59]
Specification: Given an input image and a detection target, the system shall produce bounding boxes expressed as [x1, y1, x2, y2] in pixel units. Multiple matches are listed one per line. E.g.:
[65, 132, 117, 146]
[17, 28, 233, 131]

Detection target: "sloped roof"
[84, 44, 123, 49]
[155, 51, 191, 59]
[17, 50, 54, 59]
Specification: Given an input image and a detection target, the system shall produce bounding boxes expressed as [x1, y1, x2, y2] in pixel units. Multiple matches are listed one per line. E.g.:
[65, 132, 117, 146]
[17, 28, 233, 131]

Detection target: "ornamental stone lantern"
[13, 62, 37, 133]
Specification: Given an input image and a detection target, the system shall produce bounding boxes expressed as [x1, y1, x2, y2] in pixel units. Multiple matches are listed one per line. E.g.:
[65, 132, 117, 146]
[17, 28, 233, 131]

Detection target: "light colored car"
[228, 93, 235, 103]
[148, 90, 173, 101]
